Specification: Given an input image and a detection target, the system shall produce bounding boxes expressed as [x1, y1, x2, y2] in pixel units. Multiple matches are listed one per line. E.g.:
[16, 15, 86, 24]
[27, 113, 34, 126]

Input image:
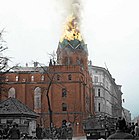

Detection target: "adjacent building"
[88, 63, 123, 119]
[122, 107, 131, 123]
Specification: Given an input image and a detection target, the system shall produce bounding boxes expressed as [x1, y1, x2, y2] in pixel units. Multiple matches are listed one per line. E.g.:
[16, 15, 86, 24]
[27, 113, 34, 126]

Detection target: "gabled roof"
[0, 97, 39, 117]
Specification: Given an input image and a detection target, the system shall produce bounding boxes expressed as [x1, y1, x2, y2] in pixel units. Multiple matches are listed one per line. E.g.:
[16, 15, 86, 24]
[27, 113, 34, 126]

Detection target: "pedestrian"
[7, 123, 20, 139]
[3, 124, 10, 139]
[135, 123, 139, 137]
[0, 125, 3, 139]
[126, 122, 132, 133]
[107, 118, 133, 139]
[131, 122, 135, 137]
[36, 124, 42, 139]
[67, 123, 73, 140]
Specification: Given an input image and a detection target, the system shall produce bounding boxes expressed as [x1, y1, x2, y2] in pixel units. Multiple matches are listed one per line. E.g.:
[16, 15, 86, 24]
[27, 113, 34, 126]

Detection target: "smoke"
[54, 0, 84, 40]
[55, 0, 83, 22]
[66, 0, 82, 21]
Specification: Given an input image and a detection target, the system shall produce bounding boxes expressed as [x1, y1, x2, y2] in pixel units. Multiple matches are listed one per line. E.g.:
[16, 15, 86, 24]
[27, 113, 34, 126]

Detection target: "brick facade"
[0, 39, 94, 136]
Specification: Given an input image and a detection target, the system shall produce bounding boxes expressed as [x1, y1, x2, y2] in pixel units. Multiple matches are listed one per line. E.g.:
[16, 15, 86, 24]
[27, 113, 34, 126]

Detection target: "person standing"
[3, 124, 10, 139]
[0, 126, 3, 139]
[67, 123, 73, 140]
[135, 123, 139, 138]
[7, 123, 20, 139]
[131, 122, 135, 138]
[107, 118, 133, 139]
[36, 124, 42, 139]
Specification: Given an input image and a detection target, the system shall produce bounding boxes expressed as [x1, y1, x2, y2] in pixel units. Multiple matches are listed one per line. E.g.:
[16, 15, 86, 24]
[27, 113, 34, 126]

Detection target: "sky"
[0, 0, 139, 119]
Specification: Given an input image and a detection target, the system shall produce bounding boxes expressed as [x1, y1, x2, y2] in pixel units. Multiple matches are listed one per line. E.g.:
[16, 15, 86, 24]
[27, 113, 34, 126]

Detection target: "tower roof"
[58, 39, 88, 54]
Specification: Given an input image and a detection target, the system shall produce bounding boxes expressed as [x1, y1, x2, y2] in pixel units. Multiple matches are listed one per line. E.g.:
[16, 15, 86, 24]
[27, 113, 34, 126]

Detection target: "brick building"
[0, 38, 94, 136]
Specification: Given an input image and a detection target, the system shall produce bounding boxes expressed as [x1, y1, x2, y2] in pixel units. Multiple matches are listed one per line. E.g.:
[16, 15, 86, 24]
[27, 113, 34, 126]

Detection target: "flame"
[60, 14, 82, 42]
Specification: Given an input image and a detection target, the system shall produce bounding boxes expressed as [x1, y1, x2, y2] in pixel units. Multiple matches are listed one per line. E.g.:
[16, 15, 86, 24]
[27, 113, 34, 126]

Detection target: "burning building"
[0, 1, 94, 136]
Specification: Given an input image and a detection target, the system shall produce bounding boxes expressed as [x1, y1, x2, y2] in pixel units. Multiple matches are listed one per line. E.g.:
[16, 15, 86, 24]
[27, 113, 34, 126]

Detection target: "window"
[98, 103, 101, 112]
[57, 75, 60, 81]
[98, 89, 100, 97]
[76, 57, 80, 65]
[94, 76, 98, 83]
[68, 74, 72, 80]
[34, 87, 41, 110]
[31, 76, 34, 82]
[5, 76, 8, 82]
[65, 57, 68, 65]
[106, 81, 108, 89]
[62, 103, 67, 111]
[8, 87, 16, 98]
[62, 88, 67, 97]
[41, 75, 44, 81]
[15, 76, 19, 82]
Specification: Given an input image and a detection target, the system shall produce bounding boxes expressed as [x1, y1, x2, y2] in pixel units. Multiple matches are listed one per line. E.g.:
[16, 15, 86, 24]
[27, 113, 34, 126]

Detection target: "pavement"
[73, 136, 86, 140]
[73, 136, 106, 140]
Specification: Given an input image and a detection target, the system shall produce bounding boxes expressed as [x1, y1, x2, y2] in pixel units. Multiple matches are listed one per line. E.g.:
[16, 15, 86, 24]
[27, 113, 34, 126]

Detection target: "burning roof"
[58, 0, 88, 53]
[60, 14, 82, 43]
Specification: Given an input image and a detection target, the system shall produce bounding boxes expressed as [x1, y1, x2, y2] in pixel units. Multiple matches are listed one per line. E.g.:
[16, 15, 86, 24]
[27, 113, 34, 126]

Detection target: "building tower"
[57, 15, 88, 70]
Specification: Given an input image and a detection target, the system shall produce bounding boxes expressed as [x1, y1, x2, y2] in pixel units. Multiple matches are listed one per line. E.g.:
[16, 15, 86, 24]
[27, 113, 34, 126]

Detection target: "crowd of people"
[107, 117, 139, 139]
[0, 118, 139, 139]
[0, 123, 20, 139]
[0, 121, 73, 139]
[36, 122, 73, 139]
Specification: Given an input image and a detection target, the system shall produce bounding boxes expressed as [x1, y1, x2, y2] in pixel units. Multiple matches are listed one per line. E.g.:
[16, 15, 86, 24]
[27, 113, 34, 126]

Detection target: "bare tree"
[0, 28, 8, 71]
[0, 29, 18, 100]
[66, 101, 81, 136]
[36, 61, 55, 131]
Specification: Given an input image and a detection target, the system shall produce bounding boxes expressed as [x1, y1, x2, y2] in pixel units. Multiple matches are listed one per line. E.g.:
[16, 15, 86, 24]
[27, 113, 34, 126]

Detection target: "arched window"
[34, 87, 41, 110]
[15, 76, 19, 82]
[76, 57, 80, 65]
[62, 88, 67, 97]
[41, 75, 45, 81]
[68, 74, 72, 80]
[57, 75, 60, 81]
[64, 57, 68, 65]
[31, 75, 34, 82]
[62, 103, 67, 111]
[8, 87, 16, 98]
[5, 76, 8, 82]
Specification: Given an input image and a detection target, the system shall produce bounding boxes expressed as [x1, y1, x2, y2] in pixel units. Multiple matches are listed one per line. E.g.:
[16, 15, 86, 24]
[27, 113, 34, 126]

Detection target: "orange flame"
[60, 14, 82, 42]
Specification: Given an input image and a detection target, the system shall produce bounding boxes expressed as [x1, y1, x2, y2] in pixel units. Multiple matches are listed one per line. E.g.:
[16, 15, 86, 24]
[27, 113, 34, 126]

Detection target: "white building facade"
[88, 64, 123, 118]
[122, 108, 131, 123]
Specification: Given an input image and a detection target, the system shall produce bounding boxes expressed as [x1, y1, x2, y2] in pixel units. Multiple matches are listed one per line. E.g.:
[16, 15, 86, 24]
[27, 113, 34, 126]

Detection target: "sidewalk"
[73, 136, 86, 140]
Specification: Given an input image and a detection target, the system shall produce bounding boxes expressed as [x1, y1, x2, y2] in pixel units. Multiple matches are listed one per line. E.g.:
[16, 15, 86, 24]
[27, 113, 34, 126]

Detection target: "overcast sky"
[1, 0, 139, 119]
